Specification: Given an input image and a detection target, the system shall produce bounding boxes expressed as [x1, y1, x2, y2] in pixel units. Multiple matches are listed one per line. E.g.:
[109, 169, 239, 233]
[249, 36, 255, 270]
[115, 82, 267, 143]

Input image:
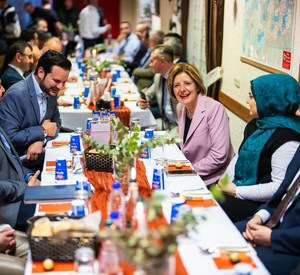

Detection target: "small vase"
[137, 256, 170, 275]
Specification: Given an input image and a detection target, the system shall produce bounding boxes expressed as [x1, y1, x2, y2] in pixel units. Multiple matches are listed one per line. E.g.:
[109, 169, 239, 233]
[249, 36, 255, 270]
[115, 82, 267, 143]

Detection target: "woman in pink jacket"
[167, 63, 234, 185]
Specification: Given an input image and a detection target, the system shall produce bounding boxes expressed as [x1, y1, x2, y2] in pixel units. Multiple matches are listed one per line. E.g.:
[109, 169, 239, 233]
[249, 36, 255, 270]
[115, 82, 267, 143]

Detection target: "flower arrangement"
[83, 118, 181, 177]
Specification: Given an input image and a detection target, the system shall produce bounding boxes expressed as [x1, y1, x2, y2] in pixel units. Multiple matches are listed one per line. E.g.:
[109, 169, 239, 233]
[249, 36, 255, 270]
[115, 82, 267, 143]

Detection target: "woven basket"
[27, 215, 96, 262]
[84, 146, 115, 172]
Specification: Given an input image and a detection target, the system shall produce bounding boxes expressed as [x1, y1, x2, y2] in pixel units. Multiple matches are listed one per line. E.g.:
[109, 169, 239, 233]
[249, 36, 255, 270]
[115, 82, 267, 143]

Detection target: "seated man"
[1, 40, 33, 90]
[0, 225, 29, 275]
[0, 78, 40, 230]
[137, 45, 178, 137]
[113, 21, 141, 63]
[235, 145, 300, 275]
[0, 50, 71, 170]
[42, 36, 63, 54]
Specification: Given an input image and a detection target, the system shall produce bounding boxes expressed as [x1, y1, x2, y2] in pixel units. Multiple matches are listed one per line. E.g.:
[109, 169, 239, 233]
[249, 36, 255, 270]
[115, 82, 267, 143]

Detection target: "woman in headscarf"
[218, 74, 300, 222]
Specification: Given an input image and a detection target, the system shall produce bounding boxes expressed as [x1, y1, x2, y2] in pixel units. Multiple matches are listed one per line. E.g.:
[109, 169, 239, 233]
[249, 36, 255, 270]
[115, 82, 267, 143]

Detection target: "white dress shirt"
[113, 33, 141, 62]
[32, 74, 48, 123]
[79, 5, 107, 39]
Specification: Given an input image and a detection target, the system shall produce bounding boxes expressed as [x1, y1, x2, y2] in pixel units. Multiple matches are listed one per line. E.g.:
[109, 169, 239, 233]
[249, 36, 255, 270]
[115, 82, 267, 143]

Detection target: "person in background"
[79, 0, 111, 50]
[35, 17, 48, 33]
[164, 36, 187, 63]
[0, 50, 71, 171]
[124, 22, 150, 75]
[20, 28, 39, 46]
[137, 45, 178, 136]
[1, 40, 33, 90]
[113, 21, 141, 63]
[0, 0, 21, 47]
[36, 29, 52, 50]
[235, 146, 300, 275]
[132, 30, 165, 91]
[218, 74, 300, 222]
[28, 43, 41, 73]
[42, 0, 51, 10]
[24, 2, 62, 37]
[57, 0, 79, 56]
[167, 62, 234, 185]
[42, 36, 62, 54]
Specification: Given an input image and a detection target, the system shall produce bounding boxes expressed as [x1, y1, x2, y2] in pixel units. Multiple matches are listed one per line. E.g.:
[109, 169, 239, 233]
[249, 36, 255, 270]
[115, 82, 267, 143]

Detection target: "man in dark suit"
[0, 50, 71, 170]
[0, 78, 40, 274]
[0, 78, 40, 228]
[137, 44, 178, 137]
[235, 145, 300, 275]
[1, 40, 33, 91]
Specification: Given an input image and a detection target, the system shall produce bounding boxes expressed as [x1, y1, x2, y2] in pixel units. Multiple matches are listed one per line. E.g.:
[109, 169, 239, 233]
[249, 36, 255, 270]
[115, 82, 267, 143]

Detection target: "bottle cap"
[112, 182, 121, 189]
[110, 211, 120, 219]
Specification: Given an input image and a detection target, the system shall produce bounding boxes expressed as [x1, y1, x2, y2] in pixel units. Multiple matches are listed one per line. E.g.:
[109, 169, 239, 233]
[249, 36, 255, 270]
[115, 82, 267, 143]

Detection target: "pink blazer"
[177, 94, 235, 185]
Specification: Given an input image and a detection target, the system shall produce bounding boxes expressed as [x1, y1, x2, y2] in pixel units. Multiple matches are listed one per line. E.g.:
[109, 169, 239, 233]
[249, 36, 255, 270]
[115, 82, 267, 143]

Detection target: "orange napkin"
[38, 203, 72, 214]
[32, 262, 74, 273]
[213, 252, 257, 269]
[185, 199, 217, 207]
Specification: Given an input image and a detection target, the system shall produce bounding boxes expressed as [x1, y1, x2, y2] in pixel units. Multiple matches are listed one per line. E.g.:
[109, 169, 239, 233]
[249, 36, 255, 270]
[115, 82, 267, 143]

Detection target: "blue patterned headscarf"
[233, 74, 300, 186]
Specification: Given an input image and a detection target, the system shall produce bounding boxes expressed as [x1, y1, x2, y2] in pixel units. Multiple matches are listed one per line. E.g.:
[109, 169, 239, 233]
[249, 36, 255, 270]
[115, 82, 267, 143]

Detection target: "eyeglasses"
[19, 53, 33, 59]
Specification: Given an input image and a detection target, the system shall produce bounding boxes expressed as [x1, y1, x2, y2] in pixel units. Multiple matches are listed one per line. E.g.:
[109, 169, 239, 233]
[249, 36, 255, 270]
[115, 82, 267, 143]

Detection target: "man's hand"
[245, 224, 272, 247]
[0, 228, 16, 254]
[26, 141, 43, 161]
[116, 32, 126, 43]
[137, 93, 150, 109]
[28, 170, 41, 186]
[243, 215, 263, 244]
[105, 24, 112, 32]
[42, 119, 57, 137]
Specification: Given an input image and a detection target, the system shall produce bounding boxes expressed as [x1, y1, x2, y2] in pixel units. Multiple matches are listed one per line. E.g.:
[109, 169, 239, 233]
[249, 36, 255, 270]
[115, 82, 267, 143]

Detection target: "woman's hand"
[217, 179, 236, 196]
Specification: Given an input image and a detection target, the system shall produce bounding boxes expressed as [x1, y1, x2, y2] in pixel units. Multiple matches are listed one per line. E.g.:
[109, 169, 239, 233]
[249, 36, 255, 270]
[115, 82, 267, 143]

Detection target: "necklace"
[187, 111, 193, 119]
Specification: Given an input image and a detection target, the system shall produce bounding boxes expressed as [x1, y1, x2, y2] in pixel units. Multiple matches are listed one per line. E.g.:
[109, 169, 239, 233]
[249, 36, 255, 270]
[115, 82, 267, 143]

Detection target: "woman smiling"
[167, 63, 234, 185]
[218, 74, 300, 222]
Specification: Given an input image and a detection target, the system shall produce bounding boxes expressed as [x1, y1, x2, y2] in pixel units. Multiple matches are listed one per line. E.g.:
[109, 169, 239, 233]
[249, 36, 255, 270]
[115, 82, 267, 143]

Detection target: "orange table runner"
[87, 100, 131, 127]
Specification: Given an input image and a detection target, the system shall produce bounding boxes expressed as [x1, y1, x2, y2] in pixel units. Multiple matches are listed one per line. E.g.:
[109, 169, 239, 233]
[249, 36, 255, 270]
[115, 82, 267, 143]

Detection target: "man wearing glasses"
[1, 40, 33, 90]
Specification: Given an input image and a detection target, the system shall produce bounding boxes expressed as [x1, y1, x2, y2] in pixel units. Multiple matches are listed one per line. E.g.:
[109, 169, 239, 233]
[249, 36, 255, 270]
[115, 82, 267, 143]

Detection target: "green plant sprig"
[83, 118, 181, 173]
[97, 192, 199, 270]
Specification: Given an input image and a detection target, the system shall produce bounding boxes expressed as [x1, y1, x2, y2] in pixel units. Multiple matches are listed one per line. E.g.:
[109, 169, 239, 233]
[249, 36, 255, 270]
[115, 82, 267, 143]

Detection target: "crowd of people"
[0, 1, 299, 274]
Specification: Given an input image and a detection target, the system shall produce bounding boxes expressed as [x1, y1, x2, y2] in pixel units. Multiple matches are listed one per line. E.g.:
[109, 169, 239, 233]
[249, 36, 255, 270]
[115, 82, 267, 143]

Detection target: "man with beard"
[113, 21, 141, 62]
[0, 50, 71, 170]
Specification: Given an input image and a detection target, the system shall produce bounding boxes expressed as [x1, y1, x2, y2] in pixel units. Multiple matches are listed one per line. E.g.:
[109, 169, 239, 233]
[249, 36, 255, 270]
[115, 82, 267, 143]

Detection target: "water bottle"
[107, 182, 125, 230]
[98, 219, 120, 275]
[101, 112, 109, 123]
[92, 110, 99, 120]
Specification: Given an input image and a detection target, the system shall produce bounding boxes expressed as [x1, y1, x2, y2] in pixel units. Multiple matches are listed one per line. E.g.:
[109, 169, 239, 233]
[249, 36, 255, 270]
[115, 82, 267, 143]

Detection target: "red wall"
[74, 0, 120, 39]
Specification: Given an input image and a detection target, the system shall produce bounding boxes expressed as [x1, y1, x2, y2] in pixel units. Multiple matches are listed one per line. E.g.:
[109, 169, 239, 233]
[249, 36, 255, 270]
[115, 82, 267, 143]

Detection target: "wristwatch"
[41, 125, 48, 137]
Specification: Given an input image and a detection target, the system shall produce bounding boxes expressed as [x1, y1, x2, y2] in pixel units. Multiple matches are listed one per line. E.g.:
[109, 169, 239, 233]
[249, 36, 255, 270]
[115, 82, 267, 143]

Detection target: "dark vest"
[239, 119, 300, 184]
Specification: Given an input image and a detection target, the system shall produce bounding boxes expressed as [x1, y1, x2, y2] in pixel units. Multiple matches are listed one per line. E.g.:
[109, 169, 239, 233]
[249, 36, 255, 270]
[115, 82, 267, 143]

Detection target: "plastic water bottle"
[98, 219, 120, 274]
[92, 110, 100, 120]
[101, 112, 109, 123]
[107, 182, 125, 230]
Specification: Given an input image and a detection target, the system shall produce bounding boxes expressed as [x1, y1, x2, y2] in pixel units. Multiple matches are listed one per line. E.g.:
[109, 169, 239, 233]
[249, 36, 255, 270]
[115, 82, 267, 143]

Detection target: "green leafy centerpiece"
[98, 192, 199, 274]
[83, 118, 180, 185]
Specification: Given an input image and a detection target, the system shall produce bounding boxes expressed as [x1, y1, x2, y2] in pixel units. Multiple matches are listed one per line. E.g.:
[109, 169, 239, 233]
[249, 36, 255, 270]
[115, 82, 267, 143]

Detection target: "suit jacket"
[1, 66, 23, 91]
[0, 127, 30, 228]
[145, 73, 178, 131]
[177, 94, 235, 185]
[0, 73, 61, 157]
[258, 145, 300, 255]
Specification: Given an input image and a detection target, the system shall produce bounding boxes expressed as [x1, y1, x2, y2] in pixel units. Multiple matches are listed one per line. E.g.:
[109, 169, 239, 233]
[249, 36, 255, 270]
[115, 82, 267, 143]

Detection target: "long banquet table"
[58, 62, 156, 131]
[24, 133, 270, 275]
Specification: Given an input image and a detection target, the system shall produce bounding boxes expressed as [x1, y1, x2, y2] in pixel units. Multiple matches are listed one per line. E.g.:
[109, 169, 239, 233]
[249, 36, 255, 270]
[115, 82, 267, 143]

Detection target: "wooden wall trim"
[219, 91, 252, 122]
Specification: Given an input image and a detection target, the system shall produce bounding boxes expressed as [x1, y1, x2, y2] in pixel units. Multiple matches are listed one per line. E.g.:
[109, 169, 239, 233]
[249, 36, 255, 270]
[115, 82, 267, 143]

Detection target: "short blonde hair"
[167, 62, 206, 101]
